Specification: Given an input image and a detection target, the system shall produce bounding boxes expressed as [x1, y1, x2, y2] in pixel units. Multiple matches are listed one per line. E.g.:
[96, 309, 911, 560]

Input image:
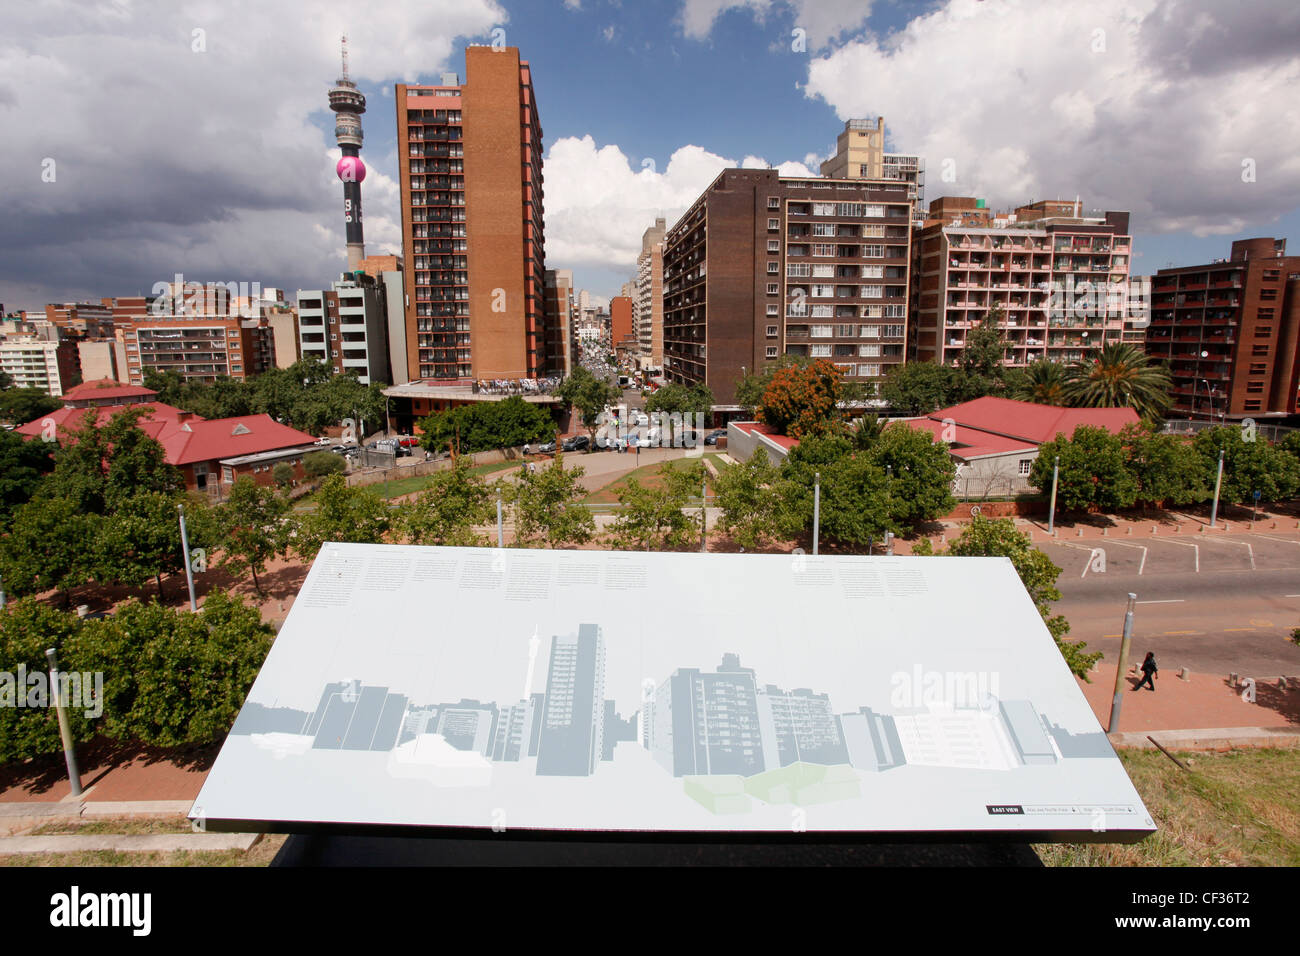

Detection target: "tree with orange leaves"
[756, 359, 844, 440]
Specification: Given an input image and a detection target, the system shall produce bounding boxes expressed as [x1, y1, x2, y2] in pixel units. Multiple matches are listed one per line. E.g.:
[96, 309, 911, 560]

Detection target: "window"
[836, 324, 856, 337]
[766, 304, 779, 316]
[1255, 326, 1273, 337]
[788, 262, 811, 277]
[1249, 363, 1267, 374]
[811, 223, 835, 237]
[766, 346, 779, 358]
[837, 202, 865, 217]
[1244, 400, 1262, 411]
[863, 244, 885, 258]
[767, 218, 780, 231]
[811, 344, 832, 357]
[858, 363, 881, 377]
[861, 325, 880, 338]
[811, 284, 835, 298]
[811, 325, 833, 338]
[1019, 459, 1033, 476]
[767, 240, 780, 253]
[883, 324, 905, 337]
[766, 325, 778, 337]
[861, 265, 884, 279]
[811, 304, 833, 318]
[767, 261, 779, 274]
[861, 285, 884, 298]
[863, 224, 885, 237]
[1260, 288, 1279, 300]
[1246, 382, 1265, 393]
[767, 197, 780, 209]
[1252, 344, 1270, 355]
[813, 203, 836, 216]
[859, 344, 880, 357]
[767, 283, 779, 295]
[883, 304, 905, 319]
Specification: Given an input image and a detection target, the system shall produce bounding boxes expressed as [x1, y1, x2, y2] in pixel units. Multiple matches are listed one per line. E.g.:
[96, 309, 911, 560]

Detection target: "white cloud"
[0, 0, 504, 306]
[803, 0, 1300, 236]
[542, 136, 812, 271]
[678, 0, 874, 48]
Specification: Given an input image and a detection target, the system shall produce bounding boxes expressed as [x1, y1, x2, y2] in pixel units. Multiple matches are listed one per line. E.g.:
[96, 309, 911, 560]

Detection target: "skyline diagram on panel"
[229, 621, 1114, 798]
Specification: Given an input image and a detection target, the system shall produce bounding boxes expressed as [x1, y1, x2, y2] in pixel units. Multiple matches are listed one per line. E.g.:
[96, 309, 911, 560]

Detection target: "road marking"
[1136, 599, 1184, 604]
[1103, 633, 1121, 638]
[1203, 537, 1256, 570]
[1286, 594, 1300, 598]
[1150, 537, 1198, 571]
[1225, 627, 1256, 632]
[1249, 619, 1273, 627]
[1162, 630, 1198, 634]
[1248, 534, 1300, 546]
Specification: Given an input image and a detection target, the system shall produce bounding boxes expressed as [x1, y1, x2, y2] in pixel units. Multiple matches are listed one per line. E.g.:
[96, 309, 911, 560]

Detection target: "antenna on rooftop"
[341, 35, 350, 82]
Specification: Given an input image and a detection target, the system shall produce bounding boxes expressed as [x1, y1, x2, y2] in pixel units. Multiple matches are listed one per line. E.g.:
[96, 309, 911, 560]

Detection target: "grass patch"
[1034, 747, 1300, 866]
[0, 833, 289, 867]
[584, 458, 705, 505]
[292, 459, 520, 509]
[30, 817, 195, 836]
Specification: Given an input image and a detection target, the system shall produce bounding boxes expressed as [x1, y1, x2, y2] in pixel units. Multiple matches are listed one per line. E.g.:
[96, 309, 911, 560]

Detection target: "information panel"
[192, 544, 1155, 840]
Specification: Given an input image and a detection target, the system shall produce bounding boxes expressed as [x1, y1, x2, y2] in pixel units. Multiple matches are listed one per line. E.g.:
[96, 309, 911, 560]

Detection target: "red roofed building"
[906, 396, 1140, 497]
[17, 381, 318, 495]
[725, 396, 1139, 499]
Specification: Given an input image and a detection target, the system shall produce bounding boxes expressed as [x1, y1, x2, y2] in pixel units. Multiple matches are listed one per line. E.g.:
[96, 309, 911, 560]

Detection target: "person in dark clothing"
[1134, 652, 1158, 691]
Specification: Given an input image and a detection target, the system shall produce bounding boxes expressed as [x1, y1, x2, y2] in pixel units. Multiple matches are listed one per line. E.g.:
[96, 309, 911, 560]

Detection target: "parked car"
[633, 411, 650, 427]
[397, 436, 420, 448]
[704, 429, 727, 445]
[562, 435, 591, 452]
[537, 439, 558, 454]
[314, 436, 333, 446]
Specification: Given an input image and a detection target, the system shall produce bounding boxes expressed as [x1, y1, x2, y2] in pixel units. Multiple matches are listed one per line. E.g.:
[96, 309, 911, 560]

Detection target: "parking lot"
[1037, 531, 1300, 579]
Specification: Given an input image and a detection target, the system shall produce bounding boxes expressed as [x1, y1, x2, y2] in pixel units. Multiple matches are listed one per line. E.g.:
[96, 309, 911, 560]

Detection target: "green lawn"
[583, 457, 707, 504]
[292, 459, 519, 510]
[1033, 747, 1300, 866]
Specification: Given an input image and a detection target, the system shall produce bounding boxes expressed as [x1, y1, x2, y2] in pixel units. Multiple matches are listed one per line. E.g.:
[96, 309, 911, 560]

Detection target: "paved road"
[1048, 533, 1300, 677]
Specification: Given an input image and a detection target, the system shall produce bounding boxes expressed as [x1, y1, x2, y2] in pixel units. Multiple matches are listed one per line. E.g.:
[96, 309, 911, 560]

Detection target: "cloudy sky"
[4, 0, 1298, 311]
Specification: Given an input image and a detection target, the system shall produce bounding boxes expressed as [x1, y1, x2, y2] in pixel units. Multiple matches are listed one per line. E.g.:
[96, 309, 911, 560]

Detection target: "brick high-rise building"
[396, 46, 547, 384]
[662, 169, 913, 405]
[909, 197, 1134, 369]
[635, 218, 666, 370]
[819, 118, 925, 220]
[1145, 237, 1300, 421]
[610, 295, 634, 356]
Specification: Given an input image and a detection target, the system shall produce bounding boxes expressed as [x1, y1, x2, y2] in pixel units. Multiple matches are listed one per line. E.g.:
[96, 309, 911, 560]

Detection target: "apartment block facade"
[819, 118, 925, 219]
[0, 332, 80, 396]
[297, 272, 391, 385]
[396, 46, 548, 383]
[1145, 237, 1300, 421]
[119, 284, 273, 385]
[634, 218, 666, 370]
[910, 197, 1134, 368]
[662, 169, 913, 405]
[543, 268, 575, 375]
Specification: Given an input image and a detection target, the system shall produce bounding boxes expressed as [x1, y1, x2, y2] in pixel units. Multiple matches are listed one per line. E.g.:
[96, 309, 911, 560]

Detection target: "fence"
[1162, 419, 1296, 442]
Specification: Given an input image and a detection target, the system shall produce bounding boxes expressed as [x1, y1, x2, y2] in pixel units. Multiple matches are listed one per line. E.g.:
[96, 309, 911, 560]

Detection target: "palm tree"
[1063, 342, 1173, 420]
[1010, 359, 1068, 406]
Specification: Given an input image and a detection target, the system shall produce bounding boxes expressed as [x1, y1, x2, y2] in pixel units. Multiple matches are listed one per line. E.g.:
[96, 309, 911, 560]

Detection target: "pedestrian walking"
[523, 442, 530, 457]
[1134, 652, 1158, 692]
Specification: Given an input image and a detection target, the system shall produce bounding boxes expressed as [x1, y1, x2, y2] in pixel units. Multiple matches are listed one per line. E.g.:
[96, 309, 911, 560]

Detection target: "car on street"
[633, 411, 650, 427]
[562, 435, 591, 452]
[537, 439, 558, 454]
[314, 436, 333, 446]
[704, 429, 727, 445]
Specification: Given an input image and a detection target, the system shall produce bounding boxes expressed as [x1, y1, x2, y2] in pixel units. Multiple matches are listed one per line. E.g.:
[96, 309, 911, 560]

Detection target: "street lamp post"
[178, 504, 197, 612]
[812, 472, 821, 557]
[1107, 593, 1138, 733]
[1209, 448, 1225, 528]
[1047, 455, 1060, 535]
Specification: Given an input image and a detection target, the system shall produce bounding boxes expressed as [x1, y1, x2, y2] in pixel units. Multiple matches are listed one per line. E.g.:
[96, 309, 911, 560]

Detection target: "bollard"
[1126, 526, 1132, 535]
[1178, 667, 1190, 682]
[1077, 528, 1083, 537]
[1279, 676, 1288, 691]
[1229, 672, 1239, 687]
[1151, 525, 1158, 535]
[1102, 528, 1108, 536]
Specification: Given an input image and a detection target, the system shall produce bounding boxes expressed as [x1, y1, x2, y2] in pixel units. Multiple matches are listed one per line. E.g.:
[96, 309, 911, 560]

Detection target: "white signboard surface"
[192, 544, 1154, 839]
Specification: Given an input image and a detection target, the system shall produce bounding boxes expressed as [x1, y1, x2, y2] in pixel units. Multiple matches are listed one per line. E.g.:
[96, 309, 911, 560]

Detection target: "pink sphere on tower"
[336, 156, 367, 183]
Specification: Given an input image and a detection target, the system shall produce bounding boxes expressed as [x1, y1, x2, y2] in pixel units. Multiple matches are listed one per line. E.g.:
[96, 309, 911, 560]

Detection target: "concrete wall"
[953, 450, 1039, 499]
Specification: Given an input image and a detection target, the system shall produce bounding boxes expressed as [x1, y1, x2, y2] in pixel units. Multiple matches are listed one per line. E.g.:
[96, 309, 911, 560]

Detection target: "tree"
[293, 474, 390, 559]
[881, 361, 967, 416]
[609, 461, 705, 551]
[272, 462, 295, 488]
[1063, 342, 1173, 421]
[713, 448, 784, 550]
[645, 383, 714, 438]
[555, 368, 621, 441]
[1120, 424, 1207, 509]
[0, 598, 91, 762]
[41, 407, 182, 515]
[303, 450, 346, 478]
[217, 477, 292, 593]
[397, 459, 495, 547]
[864, 423, 957, 527]
[1191, 426, 1300, 506]
[758, 359, 843, 440]
[417, 397, 554, 457]
[0, 496, 100, 605]
[96, 492, 188, 600]
[1009, 359, 1068, 406]
[0, 428, 55, 527]
[70, 590, 274, 747]
[777, 434, 892, 547]
[512, 453, 595, 548]
[960, 305, 1009, 381]
[913, 515, 1101, 679]
[0, 387, 62, 426]
[1029, 426, 1138, 513]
